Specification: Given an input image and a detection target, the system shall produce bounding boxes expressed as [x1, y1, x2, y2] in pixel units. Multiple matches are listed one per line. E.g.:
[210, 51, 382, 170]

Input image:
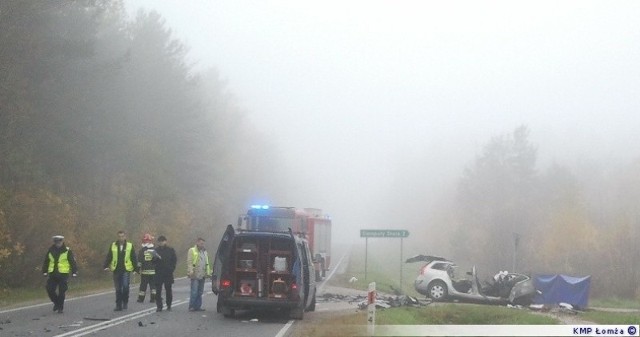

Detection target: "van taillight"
[420, 265, 429, 275]
[221, 279, 231, 288]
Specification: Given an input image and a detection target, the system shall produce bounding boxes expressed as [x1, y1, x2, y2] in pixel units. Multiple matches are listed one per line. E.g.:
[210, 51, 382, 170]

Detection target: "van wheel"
[289, 306, 304, 320]
[222, 306, 235, 318]
[428, 280, 448, 301]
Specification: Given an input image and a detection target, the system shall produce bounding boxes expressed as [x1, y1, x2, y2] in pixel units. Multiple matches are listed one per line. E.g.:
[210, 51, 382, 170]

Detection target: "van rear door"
[212, 224, 235, 295]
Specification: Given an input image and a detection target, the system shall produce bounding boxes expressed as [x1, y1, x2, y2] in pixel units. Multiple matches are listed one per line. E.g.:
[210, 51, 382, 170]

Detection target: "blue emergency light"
[250, 204, 270, 210]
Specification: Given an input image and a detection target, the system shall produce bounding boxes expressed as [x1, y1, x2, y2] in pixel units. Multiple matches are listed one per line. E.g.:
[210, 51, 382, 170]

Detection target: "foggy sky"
[125, 1, 640, 243]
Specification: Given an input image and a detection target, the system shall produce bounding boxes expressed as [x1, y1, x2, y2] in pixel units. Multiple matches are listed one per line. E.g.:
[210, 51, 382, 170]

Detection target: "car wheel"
[428, 280, 448, 301]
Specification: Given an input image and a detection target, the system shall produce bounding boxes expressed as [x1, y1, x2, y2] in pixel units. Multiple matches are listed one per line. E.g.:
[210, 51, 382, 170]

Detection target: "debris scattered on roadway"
[527, 303, 583, 315]
[138, 321, 144, 327]
[320, 293, 431, 309]
[250, 318, 259, 322]
[59, 321, 83, 328]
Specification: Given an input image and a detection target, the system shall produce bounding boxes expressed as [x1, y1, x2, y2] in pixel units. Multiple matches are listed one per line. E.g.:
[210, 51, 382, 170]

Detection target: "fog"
[123, 0, 640, 268]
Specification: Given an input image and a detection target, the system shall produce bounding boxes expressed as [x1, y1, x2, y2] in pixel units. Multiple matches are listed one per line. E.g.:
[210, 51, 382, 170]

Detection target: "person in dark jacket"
[103, 230, 138, 311]
[153, 235, 177, 312]
[42, 235, 78, 313]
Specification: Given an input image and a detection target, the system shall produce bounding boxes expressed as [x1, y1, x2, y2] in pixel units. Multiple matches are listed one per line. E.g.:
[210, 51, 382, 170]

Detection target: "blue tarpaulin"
[533, 274, 591, 308]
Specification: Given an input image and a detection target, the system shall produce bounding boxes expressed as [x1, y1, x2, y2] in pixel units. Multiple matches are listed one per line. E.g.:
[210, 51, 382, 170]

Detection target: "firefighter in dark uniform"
[137, 233, 157, 303]
[42, 235, 78, 313]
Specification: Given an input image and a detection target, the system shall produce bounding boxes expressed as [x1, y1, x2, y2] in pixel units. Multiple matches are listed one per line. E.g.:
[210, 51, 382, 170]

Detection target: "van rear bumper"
[221, 296, 301, 310]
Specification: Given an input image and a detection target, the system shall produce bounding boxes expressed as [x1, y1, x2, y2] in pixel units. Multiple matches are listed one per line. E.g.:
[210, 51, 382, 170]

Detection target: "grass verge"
[295, 304, 560, 336]
[581, 310, 640, 324]
[590, 297, 640, 310]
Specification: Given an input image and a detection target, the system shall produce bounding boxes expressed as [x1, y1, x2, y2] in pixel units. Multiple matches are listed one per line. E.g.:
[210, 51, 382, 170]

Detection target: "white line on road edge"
[274, 320, 295, 337]
[0, 276, 189, 314]
[53, 299, 189, 337]
[317, 249, 349, 293]
[0, 290, 113, 314]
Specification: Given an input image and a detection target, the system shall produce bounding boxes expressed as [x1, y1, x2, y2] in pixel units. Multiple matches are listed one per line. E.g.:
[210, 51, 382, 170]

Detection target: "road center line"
[53, 299, 188, 337]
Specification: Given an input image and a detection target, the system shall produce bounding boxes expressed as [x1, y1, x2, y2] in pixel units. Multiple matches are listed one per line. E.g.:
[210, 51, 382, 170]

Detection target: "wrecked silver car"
[406, 255, 536, 305]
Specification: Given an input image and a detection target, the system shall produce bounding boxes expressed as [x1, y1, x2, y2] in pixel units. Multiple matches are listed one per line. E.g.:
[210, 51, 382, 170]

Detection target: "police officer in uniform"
[42, 235, 78, 313]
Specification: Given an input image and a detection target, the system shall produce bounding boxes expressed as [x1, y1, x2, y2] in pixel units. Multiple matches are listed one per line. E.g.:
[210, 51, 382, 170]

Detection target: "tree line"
[0, 1, 279, 288]
[442, 126, 639, 299]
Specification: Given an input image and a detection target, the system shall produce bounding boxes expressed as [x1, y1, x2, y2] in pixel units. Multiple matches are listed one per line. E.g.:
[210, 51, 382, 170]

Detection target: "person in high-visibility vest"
[187, 237, 211, 311]
[137, 233, 157, 303]
[42, 235, 78, 313]
[103, 230, 138, 311]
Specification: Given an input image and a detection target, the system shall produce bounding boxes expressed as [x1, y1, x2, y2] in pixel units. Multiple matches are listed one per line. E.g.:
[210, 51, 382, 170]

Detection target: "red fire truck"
[238, 205, 332, 280]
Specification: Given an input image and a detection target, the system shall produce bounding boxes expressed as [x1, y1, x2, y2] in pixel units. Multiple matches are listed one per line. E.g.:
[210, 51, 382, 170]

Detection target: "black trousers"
[155, 278, 173, 309]
[46, 273, 69, 309]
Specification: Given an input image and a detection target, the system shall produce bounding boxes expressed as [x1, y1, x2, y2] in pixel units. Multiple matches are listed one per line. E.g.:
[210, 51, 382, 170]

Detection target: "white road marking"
[0, 277, 188, 314]
[317, 249, 348, 293]
[53, 298, 189, 337]
[273, 248, 350, 337]
[274, 319, 295, 337]
[0, 290, 113, 314]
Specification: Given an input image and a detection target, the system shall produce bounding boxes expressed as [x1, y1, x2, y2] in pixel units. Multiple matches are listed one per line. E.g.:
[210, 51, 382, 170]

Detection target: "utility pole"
[513, 233, 520, 271]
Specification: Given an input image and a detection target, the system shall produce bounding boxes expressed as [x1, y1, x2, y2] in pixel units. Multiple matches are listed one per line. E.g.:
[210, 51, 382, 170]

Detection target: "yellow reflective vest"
[190, 246, 212, 276]
[110, 242, 134, 272]
[48, 249, 71, 273]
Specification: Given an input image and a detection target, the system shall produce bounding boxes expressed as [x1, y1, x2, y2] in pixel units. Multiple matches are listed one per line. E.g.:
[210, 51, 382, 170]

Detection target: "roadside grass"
[581, 310, 640, 325]
[375, 304, 559, 324]
[590, 297, 640, 310]
[296, 305, 560, 336]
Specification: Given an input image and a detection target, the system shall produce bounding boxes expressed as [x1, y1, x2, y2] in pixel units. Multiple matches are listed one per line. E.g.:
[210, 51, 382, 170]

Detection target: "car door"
[211, 224, 234, 295]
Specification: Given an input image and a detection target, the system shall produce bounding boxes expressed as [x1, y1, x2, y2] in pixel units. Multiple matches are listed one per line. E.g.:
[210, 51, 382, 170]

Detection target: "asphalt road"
[0, 245, 350, 337]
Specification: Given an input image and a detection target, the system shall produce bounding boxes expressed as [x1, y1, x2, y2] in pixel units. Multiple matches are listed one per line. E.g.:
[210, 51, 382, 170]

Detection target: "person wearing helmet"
[137, 233, 157, 303]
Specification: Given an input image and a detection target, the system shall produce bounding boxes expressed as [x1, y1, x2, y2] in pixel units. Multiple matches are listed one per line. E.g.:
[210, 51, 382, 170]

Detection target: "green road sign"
[360, 229, 409, 238]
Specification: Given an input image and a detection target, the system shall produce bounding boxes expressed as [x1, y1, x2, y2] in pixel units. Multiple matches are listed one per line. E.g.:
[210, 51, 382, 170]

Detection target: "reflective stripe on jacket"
[140, 247, 156, 275]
